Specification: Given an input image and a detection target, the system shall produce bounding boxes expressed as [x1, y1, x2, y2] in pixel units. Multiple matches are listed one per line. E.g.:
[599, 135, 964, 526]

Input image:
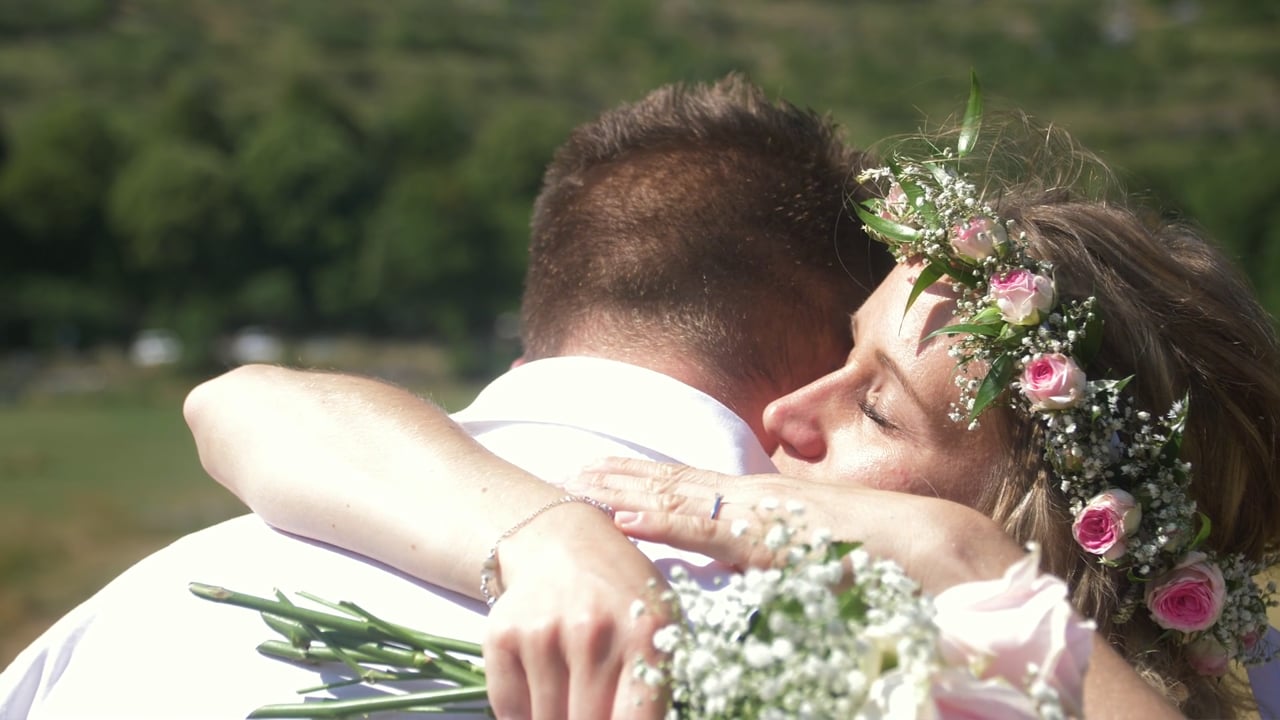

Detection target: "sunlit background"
[2, 0, 1277, 665]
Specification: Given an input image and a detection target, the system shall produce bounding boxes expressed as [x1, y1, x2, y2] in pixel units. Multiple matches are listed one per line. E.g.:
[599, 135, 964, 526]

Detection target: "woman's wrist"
[492, 497, 635, 596]
[481, 495, 616, 606]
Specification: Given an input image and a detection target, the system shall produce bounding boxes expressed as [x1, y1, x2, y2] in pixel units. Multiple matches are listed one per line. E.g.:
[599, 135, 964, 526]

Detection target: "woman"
[195, 111, 1280, 717]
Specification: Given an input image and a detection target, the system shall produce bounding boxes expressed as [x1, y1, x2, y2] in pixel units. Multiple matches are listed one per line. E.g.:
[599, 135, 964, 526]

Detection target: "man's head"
[520, 75, 891, 445]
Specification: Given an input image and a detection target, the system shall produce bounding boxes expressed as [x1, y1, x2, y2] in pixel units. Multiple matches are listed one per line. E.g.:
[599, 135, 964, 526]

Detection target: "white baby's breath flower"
[764, 523, 789, 551]
[649, 507, 1076, 719]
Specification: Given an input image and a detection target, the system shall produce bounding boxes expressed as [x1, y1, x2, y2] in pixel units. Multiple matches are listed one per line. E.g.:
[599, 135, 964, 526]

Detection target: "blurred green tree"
[235, 105, 371, 326]
[0, 101, 118, 274]
[0, 0, 112, 35]
[107, 140, 245, 292]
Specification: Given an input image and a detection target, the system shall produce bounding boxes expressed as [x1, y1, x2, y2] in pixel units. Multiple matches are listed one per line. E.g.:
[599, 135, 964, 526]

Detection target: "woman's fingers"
[605, 607, 672, 720]
[488, 598, 629, 718]
[578, 458, 733, 496]
[613, 510, 779, 569]
[483, 510, 675, 720]
[482, 628, 535, 719]
[564, 621, 616, 719]
[575, 482, 721, 519]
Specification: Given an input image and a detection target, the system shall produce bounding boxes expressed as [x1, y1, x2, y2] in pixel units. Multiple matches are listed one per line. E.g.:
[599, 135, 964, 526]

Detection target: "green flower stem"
[190, 582, 491, 717]
[256, 641, 431, 680]
[256, 639, 485, 687]
[246, 686, 491, 718]
[189, 583, 483, 657]
[262, 613, 311, 647]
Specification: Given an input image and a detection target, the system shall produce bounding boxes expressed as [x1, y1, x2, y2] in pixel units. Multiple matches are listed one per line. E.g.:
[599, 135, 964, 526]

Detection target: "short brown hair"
[521, 75, 890, 402]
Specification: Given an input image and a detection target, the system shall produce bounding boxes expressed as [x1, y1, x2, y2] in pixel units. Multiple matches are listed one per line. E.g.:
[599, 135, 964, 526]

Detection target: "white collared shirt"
[0, 357, 774, 719]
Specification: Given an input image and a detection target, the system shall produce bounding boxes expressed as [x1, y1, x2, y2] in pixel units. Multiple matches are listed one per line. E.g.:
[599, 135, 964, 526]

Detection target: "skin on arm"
[183, 363, 567, 594]
[572, 458, 1185, 719]
[183, 364, 672, 719]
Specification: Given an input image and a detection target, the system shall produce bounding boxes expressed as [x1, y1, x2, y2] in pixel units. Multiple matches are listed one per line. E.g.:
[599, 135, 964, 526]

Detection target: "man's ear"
[510, 356, 527, 370]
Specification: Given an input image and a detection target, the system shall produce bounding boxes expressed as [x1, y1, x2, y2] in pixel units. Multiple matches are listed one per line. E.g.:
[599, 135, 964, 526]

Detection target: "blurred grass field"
[0, 342, 485, 668]
[0, 390, 239, 666]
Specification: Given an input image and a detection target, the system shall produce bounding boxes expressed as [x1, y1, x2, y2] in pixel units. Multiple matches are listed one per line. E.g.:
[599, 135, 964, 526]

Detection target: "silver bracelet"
[480, 494, 615, 607]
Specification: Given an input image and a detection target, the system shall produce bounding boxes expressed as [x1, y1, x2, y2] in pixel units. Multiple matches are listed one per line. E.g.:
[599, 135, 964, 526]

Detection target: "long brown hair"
[948, 116, 1280, 716]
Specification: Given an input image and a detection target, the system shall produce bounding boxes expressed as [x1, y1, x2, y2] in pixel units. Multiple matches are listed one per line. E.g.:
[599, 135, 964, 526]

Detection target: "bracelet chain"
[480, 494, 615, 607]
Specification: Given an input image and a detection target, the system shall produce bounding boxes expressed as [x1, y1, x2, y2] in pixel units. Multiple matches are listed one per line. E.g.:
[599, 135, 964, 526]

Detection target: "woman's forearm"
[183, 363, 571, 597]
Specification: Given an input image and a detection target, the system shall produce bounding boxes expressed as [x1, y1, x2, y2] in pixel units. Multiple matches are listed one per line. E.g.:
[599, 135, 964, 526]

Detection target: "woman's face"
[763, 264, 1001, 507]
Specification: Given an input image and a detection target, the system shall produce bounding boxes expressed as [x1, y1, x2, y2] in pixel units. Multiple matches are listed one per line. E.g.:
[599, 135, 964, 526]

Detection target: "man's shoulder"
[0, 515, 487, 719]
[68, 513, 481, 625]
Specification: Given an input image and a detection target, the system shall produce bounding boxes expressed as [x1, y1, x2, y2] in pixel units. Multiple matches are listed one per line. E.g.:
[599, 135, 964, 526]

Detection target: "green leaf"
[827, 539, 861, 563]
[970, 353, 1014, 420]
[1079, 310, 1104, 366]
[925, 320, 1005, 341]
[970, 304, 1003, 325]
[957, 71, 983, 158]
[855, 203, 921, 245]
[904, 262, 948, 315]
[837, 587, 868, 622]
[1188, 513, 1212, 551]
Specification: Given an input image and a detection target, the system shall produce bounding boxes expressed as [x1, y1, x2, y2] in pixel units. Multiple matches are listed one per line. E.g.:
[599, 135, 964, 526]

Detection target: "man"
[0, 75, 886, 719]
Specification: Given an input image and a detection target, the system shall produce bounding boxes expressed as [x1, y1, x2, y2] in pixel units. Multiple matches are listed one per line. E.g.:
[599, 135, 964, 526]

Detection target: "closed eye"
[859, 398, 895, 430]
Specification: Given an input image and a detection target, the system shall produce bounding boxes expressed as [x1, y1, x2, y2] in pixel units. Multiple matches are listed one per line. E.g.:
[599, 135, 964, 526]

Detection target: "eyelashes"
[859, 398, 893, 430]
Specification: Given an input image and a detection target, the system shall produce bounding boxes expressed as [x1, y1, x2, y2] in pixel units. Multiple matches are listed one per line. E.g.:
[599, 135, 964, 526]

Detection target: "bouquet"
[193, 509, 1092, 719]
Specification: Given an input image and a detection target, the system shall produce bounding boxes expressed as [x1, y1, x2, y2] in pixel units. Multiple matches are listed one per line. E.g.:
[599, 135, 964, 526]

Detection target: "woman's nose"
[762, 380, 829, 461]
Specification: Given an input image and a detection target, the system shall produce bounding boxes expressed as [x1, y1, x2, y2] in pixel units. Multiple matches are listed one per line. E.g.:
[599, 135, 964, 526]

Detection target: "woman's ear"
[510, 356, 527, 370]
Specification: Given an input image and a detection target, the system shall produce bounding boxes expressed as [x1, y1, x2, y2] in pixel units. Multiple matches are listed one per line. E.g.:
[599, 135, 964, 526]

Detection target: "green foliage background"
[1, 0, 1277, 366]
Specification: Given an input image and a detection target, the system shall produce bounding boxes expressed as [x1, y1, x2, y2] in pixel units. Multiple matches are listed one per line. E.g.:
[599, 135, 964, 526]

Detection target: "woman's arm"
[572, 458, 1184, 719]
[570, 457, 1025, 593]
[183, 364, 672, 719]
[184, 363, 571, 594]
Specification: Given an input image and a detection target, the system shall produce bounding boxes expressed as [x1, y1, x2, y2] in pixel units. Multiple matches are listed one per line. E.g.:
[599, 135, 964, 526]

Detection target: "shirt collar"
[452, 356, 777, 475]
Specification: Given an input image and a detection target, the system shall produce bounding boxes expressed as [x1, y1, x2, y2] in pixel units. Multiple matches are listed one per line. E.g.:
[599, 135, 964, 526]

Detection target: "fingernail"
[614, 510, 639, 527]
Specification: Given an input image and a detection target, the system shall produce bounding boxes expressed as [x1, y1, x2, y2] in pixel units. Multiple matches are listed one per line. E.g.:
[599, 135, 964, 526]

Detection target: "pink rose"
[1021, 353, 1087, 411]
[1186, 634, 1230, 677]
[930, 669, 1039, 720]
[989, 269, 1055, 325]
[933, 547, 1094, 716]
[950, 217, 1005, 261]
[1144, 552, 1227, 633]
[880, 183, 908, 221]
[1071, 489, 1141, 560]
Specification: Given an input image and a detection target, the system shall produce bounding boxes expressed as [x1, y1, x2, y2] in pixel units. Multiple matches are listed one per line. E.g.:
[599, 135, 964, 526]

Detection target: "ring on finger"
[710, 492, 725, 520]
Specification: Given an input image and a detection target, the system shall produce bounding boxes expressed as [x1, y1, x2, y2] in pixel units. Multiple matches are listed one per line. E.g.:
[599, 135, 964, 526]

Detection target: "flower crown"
[853, 75, 1275, 675]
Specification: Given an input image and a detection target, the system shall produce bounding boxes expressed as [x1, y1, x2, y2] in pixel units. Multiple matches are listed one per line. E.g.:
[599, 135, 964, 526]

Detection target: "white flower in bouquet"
[633, 510, 1091, 720]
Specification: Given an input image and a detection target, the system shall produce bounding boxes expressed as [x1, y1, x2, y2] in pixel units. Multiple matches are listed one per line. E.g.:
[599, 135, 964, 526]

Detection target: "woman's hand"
[570, 457, 1027, 595]
[571, 458, 1186, 720]
[482, 502, 674, 720]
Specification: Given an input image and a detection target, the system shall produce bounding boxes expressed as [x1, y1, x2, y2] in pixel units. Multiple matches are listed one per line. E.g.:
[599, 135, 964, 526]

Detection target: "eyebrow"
[875, 348, 929, 416]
